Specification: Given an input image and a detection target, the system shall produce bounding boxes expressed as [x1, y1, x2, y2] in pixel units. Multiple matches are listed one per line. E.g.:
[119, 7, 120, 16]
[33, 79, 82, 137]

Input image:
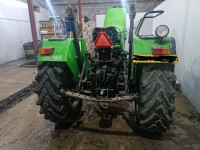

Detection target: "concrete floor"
[0, 59, 36, 101]
[0, 92, 200, 150]
[0, 60, 200, 150]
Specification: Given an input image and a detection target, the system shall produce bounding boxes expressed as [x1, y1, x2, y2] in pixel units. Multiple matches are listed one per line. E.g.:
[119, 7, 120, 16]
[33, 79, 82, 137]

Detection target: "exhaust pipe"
[128, 4, 136, 81]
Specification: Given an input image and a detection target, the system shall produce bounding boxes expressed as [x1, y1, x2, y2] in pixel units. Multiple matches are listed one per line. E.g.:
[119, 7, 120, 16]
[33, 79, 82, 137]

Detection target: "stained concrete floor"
[0, 92, 200, 150]
[0, 59, 36, 101]
[0, 59, 200, 150]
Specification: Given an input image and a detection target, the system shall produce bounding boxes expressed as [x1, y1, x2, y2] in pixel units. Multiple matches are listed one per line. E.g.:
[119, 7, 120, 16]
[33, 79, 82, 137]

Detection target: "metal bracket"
[76, 53, 89, 92]
[121, 52, 129, 95]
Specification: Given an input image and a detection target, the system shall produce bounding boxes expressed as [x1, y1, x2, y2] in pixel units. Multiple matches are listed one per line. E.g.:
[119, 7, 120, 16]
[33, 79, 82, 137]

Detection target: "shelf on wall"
[40, 20, 67, 40]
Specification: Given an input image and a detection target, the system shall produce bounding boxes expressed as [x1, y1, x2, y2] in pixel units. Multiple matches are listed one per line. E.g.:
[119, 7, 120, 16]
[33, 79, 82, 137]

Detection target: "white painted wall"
[0, 0, 49, 64]
[96, 13, 153, 51]
[153, 0, 200, 112]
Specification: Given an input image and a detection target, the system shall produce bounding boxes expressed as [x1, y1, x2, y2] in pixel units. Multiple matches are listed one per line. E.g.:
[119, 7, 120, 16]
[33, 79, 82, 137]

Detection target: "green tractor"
[35, 5, 178, 133]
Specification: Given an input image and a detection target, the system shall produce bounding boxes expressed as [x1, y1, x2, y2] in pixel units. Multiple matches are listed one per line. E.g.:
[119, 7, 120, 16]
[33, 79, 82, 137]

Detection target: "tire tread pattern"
[35, 62, 82, 124]
[138, 64, 175, 133]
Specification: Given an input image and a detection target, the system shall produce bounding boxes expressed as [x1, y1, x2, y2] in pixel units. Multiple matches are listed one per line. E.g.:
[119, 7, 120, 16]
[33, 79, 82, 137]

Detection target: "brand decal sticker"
[41, 56, 50, 61]
[40, 56, 62, 61]
[51, 56, 61, 60]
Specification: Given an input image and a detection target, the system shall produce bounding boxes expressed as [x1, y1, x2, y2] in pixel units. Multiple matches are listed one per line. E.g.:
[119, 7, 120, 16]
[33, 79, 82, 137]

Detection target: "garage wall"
[96, 13, 153, 51]
[153, 0, 200, 112]
[0, 0, 49, 64]
[53, 0, 163, 21]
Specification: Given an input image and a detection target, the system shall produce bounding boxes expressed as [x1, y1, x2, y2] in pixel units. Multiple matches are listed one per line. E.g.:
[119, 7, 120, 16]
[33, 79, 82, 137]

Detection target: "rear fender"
[131, 37, 178, 85]
[37, 38, 88, 82]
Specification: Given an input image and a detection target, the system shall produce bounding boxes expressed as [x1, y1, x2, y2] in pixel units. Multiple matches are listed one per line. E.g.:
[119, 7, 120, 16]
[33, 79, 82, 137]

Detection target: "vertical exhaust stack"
[128, 4, 136, 81]
[68, 8, 82, 72]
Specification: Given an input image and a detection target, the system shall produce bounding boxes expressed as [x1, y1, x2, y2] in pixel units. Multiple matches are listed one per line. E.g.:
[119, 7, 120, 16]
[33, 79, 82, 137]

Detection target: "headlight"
[155, 25, 169, 38]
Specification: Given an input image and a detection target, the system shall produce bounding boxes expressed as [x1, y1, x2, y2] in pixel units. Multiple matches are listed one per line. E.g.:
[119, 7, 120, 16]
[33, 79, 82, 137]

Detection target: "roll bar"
[135, 10, 164, 39]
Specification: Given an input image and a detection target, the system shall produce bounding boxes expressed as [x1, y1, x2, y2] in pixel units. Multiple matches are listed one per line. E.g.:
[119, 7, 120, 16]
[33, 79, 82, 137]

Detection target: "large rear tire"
[35, 62, 82, 126]
[136, 64, 176, 133]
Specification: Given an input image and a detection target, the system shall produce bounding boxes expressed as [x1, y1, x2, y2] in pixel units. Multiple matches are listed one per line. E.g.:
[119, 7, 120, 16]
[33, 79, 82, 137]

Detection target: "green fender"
[37, 38, 88, 82]
[134, 38, 170, 55]
[131, 37, 171, 85]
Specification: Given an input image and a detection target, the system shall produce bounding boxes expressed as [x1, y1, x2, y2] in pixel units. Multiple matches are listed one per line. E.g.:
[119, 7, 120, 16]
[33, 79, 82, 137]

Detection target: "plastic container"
[65, 17, 72, 32]
[23, 42, 35, 59]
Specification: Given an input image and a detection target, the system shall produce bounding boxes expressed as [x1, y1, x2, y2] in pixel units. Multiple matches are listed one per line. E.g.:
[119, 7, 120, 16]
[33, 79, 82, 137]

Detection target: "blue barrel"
[65, 17, 72, 32]
[23, 42, 35, 59]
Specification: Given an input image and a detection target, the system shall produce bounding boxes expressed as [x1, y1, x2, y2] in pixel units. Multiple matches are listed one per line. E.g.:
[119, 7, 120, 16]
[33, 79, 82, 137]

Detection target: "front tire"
[136, 64, 176, 133]
[35, 62, 82, 126]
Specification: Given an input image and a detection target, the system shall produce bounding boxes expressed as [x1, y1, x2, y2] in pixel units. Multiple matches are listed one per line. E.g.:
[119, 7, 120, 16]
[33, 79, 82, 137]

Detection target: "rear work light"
[39, 48, 54, 55]
[152, 47, 169, 55]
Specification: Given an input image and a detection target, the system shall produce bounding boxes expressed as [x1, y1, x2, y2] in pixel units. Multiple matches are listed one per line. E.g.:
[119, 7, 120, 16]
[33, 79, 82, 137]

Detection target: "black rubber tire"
[136, 64, 176, 133]
[35, 62, 82, 125]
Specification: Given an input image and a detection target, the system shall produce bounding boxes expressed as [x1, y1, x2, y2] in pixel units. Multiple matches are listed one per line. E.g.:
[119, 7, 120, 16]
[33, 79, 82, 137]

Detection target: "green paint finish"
[134, 38, 170, 55]
[38, 38, 88, 81]
[104, 8, 126, 51]
[104, 8, 126, 35]
[131, 63, 136, 84]
[131, 37, 171, 84]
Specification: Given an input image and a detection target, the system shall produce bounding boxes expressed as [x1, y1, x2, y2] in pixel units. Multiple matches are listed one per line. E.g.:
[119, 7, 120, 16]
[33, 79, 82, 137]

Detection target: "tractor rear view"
[34, 4, 178, 134]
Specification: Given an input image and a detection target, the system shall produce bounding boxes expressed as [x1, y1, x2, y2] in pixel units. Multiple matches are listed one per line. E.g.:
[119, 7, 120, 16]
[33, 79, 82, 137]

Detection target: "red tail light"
[39, 48, 54, 55]
[152, 47, 169, 55]
[94, 32, 112, 48]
